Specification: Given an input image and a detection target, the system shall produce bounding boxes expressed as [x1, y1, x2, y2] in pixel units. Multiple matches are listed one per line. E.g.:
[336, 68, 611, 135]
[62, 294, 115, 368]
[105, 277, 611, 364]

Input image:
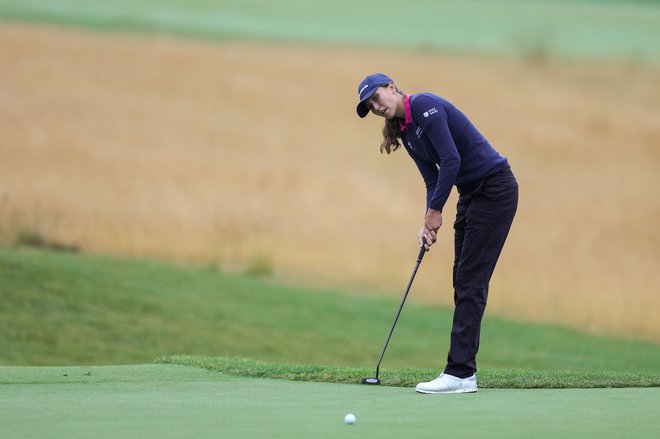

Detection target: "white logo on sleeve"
[423, 107, 438, 118]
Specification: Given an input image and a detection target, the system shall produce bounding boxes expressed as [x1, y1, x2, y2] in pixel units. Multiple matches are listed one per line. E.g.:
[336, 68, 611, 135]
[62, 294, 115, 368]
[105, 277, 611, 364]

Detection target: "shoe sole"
[416, 387, 478, 394]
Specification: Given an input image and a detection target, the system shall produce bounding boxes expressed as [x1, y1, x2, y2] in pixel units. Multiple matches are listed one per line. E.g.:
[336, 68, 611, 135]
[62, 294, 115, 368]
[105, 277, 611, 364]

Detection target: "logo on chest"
[423, 107, 438, 118]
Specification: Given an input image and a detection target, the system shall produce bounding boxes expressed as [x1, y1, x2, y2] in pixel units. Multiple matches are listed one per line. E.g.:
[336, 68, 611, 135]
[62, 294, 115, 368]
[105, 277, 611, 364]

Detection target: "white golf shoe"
[416, 373, 478, 394]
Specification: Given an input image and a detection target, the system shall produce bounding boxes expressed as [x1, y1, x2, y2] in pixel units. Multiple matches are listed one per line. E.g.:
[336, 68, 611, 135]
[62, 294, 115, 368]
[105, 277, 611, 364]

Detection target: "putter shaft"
[374, 245, 426, 380]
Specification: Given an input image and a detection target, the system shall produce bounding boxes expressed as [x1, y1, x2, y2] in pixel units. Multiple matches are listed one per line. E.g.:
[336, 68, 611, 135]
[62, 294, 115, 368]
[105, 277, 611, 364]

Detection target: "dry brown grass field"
[1, 23, 659, 342]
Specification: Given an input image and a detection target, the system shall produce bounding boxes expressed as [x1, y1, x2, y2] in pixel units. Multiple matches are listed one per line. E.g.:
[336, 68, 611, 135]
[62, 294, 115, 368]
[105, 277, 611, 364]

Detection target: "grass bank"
[2, 247, 659, 376]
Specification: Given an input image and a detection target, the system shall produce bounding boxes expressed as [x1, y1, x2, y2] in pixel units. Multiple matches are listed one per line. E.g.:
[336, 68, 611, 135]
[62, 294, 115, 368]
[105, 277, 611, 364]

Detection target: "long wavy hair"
[379, 85, 406, 154]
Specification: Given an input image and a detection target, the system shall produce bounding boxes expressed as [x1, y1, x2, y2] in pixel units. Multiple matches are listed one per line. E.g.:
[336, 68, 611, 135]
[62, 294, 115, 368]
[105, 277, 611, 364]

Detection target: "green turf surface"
[1, 364, 658, 439]
[2, 247, 660, 375]
[1, 0, 659, 60]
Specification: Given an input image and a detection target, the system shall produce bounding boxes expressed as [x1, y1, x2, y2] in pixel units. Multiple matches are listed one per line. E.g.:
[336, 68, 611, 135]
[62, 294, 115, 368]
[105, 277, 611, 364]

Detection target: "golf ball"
[344, 413, 356, 425]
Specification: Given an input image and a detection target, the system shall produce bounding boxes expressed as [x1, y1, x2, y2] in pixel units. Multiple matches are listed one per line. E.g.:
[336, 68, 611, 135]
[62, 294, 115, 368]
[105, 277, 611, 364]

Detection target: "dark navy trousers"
[444, 166, 518, 378]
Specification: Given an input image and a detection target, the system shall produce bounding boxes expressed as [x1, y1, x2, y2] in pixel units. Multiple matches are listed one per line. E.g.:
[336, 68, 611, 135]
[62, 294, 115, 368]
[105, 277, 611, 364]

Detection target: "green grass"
[2, 248, 659, 437]
[1, 0, 659, 60]
[2, 247, 660, 378]
[161, 355, 660, 389]
[1, 364, 659, 439]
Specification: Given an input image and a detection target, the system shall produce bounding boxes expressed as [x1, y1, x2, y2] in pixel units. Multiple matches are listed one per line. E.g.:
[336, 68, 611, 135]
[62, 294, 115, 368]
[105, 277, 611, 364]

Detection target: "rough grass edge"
[160, 355, 660, 389]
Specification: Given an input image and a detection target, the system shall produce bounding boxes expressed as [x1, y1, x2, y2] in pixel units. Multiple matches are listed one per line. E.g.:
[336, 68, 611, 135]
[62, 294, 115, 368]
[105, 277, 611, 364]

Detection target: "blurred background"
[1, 0, 659, 346]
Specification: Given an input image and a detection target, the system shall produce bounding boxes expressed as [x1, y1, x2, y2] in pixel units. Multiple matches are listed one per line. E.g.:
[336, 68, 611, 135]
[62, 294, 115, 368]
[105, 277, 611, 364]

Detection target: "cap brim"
[356, 83, 383, 118]
[356, 102, 370, 118]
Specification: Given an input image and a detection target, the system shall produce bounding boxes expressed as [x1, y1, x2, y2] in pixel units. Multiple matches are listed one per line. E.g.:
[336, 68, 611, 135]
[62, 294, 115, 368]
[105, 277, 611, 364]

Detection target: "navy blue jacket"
[401, 93, 509, 212]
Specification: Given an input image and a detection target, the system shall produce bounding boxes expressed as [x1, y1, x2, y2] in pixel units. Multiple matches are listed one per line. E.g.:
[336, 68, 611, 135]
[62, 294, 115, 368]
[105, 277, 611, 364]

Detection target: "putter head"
[361, 377, 381, 385]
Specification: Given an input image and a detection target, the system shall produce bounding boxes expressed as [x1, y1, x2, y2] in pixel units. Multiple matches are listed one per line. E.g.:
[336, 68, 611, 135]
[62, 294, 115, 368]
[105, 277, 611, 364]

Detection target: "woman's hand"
[418, 208, 442, 250]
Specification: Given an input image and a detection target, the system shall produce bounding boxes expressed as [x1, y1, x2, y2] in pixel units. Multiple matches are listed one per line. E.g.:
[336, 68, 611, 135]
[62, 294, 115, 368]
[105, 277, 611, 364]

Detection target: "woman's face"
[366, 83, 402, 119]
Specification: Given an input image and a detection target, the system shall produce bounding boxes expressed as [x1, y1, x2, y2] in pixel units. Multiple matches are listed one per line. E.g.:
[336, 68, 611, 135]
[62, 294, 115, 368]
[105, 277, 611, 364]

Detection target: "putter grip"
[417, 243, 427, 262]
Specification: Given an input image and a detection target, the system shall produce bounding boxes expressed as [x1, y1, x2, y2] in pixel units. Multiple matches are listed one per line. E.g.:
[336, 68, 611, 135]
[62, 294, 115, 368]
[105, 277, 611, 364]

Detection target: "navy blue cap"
[356, 73, 393, 118]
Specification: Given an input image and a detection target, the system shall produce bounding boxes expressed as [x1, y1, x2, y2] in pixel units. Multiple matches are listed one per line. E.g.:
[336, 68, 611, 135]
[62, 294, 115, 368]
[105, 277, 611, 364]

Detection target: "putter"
[362, 244, 427, 385]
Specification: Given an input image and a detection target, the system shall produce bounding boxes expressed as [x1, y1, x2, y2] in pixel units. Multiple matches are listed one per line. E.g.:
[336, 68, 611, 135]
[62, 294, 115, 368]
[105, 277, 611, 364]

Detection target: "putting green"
[1, 365, 658, 438]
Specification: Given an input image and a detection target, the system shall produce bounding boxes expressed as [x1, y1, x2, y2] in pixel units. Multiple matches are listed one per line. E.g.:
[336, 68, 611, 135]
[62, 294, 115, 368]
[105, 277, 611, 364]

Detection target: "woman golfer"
[356, 73, 518, 393]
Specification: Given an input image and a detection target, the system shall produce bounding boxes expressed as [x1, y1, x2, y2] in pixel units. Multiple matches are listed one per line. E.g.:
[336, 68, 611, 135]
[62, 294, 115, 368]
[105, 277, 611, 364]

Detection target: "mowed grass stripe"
[2, 247, 660, 377]
[1, 364, 659, 439]
[0, 0, 659, 59]
[161, 355, 660, 389]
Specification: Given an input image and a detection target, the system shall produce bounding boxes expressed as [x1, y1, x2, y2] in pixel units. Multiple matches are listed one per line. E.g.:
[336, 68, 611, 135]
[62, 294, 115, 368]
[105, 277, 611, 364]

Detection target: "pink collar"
[399, 95, 412, 132]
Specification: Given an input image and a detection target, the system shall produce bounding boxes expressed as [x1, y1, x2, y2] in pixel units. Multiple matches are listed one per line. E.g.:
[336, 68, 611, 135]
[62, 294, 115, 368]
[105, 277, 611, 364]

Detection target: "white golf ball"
[344, 413, 356, 425]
